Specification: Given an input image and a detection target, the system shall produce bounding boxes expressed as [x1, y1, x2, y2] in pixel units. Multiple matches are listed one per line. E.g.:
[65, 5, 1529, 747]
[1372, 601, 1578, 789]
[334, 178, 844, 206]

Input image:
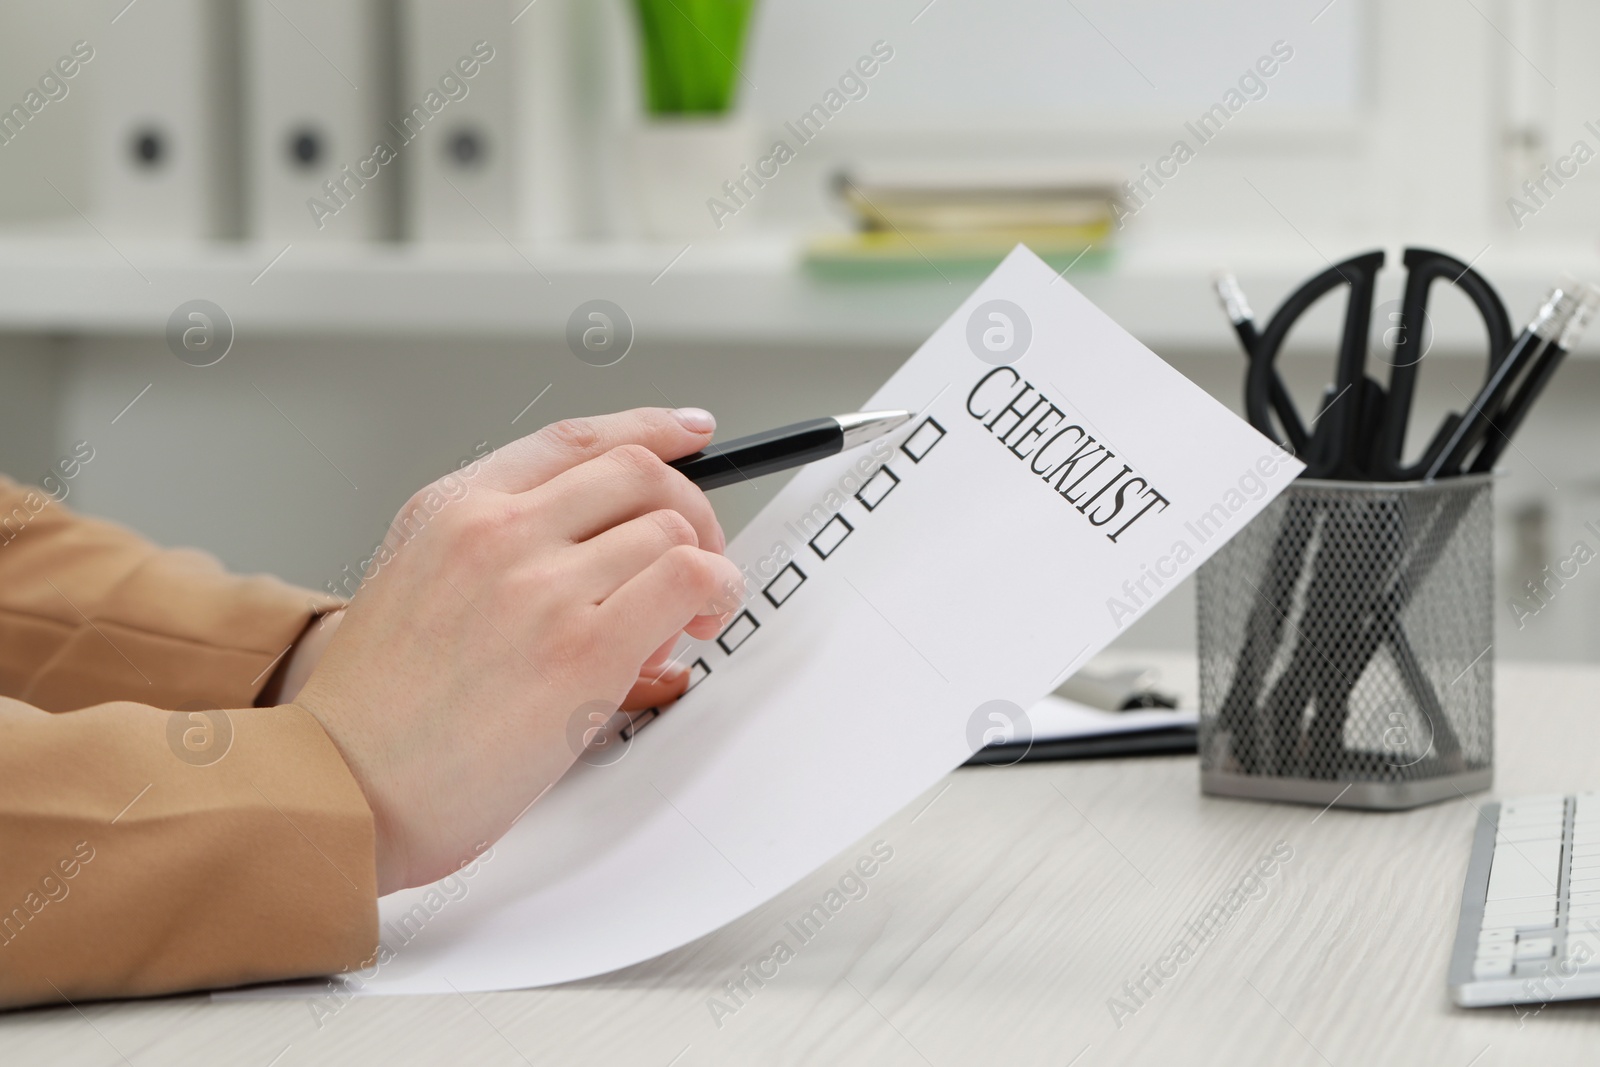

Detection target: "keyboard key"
[1474, 957, 1513, 979]
[1502, 795, 1566, 810]
[1478, 902, 1555, 921]
[1499, 825, 1566, 843]
[1479, 927, 1517, 944]
[1500, 802, 1565, 817]
[1568, 903, 1600, 921]
[1565, 926, 1600, 947]
[1481, 915, 1556, 932]
[1487, 842, 1563, 901]
[1483, 900, 1554, 916]
[1515, 937, 1555, 960]
[1561, 953, 1600, 973]
[1484, 897, 1555, 918]
[1501, 803, 1565, 815]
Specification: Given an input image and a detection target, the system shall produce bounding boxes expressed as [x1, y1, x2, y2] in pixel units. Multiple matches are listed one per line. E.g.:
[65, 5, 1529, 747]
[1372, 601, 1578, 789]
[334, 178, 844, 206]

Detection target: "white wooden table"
[5, 657, 1600, 1066]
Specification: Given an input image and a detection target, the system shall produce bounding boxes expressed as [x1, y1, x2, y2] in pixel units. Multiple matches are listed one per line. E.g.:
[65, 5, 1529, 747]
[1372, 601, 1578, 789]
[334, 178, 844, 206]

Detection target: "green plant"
[631, 0, 756, 115]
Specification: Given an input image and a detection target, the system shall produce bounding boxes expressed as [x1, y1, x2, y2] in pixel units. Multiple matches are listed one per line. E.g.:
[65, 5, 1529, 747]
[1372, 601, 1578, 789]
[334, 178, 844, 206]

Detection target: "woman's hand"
[292, 408, 742, 895]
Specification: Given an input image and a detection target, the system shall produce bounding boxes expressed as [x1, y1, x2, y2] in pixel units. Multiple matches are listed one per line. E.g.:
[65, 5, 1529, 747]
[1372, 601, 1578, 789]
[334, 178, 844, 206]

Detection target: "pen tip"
[1559, 282, 1600, 350]
[837, 410, 914, 449]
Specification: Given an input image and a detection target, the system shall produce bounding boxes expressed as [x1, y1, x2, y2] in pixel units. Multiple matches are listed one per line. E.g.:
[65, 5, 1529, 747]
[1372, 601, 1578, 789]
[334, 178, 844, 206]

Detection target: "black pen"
[1468, 283, 1600, 474]
[670, 410, 915, 490]
[1214, 272, 1309, 453]
[1424, 285, 1579, 480]
[1214, 272, 1261, 355]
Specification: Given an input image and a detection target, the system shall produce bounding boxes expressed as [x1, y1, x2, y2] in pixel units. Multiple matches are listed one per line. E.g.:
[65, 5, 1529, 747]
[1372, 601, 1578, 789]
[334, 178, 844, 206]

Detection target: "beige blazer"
[0, 478, 377, 1009]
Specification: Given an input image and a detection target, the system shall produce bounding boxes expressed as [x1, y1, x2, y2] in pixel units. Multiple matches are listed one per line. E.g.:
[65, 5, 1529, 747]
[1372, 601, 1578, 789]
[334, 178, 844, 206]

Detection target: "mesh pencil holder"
[1196, 476, 1494, 810]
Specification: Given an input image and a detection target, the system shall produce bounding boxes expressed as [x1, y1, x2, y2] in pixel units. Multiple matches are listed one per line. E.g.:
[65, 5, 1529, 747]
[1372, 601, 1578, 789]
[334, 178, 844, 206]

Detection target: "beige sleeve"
[0, 478, 377, 1008]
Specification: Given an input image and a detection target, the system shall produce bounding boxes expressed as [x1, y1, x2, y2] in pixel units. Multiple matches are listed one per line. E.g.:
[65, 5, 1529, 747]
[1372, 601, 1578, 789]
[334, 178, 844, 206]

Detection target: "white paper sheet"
[255, 245, 1302, 998]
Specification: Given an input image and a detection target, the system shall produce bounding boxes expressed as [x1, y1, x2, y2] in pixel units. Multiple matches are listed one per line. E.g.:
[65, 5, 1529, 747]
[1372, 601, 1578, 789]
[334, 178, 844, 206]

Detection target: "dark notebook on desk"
[962, 695, 1198, 765]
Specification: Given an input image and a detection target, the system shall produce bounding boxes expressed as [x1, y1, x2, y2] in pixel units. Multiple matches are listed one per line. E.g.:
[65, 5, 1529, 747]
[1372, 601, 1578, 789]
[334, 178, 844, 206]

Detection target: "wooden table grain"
[5, 656, 1600, 1066]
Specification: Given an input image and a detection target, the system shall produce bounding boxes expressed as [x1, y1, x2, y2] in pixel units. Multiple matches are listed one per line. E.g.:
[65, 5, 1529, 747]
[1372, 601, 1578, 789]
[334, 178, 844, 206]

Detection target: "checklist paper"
[284, 245, 1301, 997]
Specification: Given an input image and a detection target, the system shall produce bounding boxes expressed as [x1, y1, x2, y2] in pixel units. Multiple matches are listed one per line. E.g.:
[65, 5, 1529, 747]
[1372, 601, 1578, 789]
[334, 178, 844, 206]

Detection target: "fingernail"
[659, 664, 689, 683]
[672, 407, 715, 434]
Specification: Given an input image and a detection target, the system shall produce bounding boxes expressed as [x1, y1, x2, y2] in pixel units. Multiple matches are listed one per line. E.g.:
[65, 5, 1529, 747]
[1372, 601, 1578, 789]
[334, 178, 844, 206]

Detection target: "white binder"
[90, 0, 241, 240]
[242, 0, 395, 241]
[397, 0, 516, 242]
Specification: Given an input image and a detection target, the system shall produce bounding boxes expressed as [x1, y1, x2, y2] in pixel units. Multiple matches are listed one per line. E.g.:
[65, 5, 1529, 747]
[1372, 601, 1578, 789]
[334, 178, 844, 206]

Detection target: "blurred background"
[0, 0, 1596, 660]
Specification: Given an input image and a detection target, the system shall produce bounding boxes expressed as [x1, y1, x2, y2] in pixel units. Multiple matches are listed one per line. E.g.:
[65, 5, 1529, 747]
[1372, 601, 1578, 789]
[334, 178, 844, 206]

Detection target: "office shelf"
[0, 233, 1596, 354]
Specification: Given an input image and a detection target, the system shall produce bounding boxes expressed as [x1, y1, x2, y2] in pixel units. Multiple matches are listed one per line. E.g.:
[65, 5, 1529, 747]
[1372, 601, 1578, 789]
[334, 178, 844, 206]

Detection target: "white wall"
[24, 329, 1600, 663]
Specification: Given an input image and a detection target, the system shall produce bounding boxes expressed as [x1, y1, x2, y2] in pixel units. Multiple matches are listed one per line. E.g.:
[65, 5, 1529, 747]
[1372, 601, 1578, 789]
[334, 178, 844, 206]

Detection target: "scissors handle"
[1248, 250, 1386, 479]
[1370, 248, 1512, 481]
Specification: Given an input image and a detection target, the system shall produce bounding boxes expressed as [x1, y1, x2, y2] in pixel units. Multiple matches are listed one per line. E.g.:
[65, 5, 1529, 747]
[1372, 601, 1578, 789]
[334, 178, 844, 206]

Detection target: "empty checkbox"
[716, 611, 760, 654]
[808, 514, 854, 559]
[620, 706, 657, 741]
[855, 465, 900, 511]
[686, 657, 710, 691]
[763, 562, 807, 608]
[901, 417, 947, 463]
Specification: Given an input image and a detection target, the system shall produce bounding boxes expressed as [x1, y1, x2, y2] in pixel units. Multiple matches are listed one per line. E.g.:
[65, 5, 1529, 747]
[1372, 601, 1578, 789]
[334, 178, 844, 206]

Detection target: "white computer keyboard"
[1450, 793, 1600, 1007]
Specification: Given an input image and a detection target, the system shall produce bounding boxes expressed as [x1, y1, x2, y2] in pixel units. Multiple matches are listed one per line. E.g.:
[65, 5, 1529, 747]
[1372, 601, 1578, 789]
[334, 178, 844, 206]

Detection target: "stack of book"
[806, 169, 1121, 280]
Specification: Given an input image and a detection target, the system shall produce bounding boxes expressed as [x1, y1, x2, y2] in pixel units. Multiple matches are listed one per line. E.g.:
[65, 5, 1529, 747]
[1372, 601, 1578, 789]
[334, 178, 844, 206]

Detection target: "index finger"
[470, 407, 716, 494]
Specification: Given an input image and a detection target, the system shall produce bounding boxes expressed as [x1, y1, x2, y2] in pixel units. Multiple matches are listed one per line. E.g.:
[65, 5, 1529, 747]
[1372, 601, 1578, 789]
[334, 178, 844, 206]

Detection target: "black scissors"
[1244, 248, 1513, 481]
[1219, 248, 1510, 776]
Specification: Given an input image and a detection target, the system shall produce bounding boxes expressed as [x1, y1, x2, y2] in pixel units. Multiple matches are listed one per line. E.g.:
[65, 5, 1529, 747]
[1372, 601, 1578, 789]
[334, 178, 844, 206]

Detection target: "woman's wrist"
[258, 610, 345, 706]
